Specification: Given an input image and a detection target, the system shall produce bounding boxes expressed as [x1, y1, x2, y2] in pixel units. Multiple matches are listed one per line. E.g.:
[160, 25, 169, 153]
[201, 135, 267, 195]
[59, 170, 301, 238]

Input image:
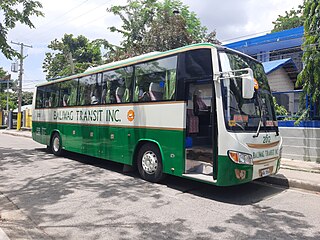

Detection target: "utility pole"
[11, 41, 32, 130]
[6, 75, 10, 112]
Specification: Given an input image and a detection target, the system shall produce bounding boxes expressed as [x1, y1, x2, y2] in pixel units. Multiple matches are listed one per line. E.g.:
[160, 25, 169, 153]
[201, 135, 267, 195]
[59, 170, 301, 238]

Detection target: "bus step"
[182, 173, 216, 184]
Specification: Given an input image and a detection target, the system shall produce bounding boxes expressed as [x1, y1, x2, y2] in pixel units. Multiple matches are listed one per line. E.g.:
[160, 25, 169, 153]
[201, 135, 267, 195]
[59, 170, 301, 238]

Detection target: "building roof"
[262, 58, 298, 80]
[225, 26, 304, 55]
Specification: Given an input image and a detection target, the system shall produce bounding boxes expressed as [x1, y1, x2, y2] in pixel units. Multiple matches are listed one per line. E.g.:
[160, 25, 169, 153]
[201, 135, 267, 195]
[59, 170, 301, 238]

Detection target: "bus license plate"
[260, 168, 270, 177]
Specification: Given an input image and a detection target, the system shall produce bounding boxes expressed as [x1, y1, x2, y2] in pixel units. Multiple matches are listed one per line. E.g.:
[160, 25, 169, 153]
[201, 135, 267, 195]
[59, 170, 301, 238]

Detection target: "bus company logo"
[127, 110, 135, 122]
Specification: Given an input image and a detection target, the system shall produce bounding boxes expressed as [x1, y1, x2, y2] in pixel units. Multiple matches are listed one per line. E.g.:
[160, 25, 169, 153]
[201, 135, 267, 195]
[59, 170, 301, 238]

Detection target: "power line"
[221, 29, 273, 43]
[24, 0, 113, 41]
[13, 0, 91, 41]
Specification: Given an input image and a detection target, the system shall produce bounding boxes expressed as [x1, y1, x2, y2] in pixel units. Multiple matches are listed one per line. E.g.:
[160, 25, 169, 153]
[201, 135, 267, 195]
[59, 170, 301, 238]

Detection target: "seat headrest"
[149, 82, 163, 92]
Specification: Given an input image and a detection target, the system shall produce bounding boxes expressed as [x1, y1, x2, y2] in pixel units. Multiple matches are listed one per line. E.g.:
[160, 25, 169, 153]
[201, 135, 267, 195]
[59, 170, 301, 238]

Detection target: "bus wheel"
[51, 132, 63, 156]
[137, 143, 164, 183]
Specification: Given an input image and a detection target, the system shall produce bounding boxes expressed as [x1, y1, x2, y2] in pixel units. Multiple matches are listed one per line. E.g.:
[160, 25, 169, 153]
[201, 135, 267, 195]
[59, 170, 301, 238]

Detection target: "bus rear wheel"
[137, 143, 164, 183]
[51, 132, 63, 156]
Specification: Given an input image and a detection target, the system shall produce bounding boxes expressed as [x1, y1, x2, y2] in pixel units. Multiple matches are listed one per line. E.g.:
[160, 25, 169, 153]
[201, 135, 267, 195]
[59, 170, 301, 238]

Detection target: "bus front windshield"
[219, 51, 278, 132]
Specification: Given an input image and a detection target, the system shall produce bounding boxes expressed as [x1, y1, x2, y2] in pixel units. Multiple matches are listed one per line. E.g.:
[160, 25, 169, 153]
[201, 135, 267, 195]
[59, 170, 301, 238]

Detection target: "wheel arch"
[132, 139, 164, 169]
[49, 129, 63, 147]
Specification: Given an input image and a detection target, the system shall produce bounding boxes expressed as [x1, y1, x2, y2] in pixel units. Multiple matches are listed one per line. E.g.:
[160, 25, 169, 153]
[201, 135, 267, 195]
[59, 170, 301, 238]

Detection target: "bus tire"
[51, 132, 63, 156]
[137, 143, 164, 183]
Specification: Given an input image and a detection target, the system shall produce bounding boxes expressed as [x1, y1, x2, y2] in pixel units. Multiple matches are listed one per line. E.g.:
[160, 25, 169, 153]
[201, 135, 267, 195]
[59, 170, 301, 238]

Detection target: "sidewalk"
[1, 129, 320, 192]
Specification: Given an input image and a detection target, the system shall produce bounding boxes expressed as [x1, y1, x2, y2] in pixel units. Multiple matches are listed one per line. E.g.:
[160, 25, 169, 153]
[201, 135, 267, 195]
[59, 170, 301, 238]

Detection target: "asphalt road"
[0, 133, 320, 240]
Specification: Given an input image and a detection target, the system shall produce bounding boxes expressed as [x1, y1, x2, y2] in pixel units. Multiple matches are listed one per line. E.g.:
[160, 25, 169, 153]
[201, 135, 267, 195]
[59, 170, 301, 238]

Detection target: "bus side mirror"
[241, 68, 254, 99]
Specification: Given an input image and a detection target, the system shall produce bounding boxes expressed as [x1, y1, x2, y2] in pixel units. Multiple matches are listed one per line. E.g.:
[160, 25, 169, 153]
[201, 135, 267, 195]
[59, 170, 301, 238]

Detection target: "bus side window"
[36, 86, 45, 108]
[134, 56, 177, 102]
[103, 67, 133, 104]
[79, 75, 97, 106]
[163, 69, 176, 100]
[46, 83, 60, 108]
[59, 79, 77, 107]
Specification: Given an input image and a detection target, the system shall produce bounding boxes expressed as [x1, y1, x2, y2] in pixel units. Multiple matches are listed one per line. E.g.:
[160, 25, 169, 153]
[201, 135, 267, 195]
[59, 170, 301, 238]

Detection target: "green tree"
[0, 67, 13, 92]
[296, 0, 320, 115]
[106, 0, 218, 61]
[21, 91, 33, 105]
[43, 34, 103, 80]
[0, 68, 18, 110]
[272, 3, 305, 32]
[142, 9, 193, 52]
[0, 0, 43, 59]
[273, 97, 288, 116]
[0, 67, 7, 78]
[0, 92, 17, 110]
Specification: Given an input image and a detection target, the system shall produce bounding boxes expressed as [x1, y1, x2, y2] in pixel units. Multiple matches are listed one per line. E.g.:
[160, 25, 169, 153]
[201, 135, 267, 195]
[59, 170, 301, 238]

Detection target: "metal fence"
[272, 90, 319, 120]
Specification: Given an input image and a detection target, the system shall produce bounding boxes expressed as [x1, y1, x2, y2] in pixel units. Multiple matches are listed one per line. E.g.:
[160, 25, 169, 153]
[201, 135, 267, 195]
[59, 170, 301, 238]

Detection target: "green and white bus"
[32, 43, 282, 186]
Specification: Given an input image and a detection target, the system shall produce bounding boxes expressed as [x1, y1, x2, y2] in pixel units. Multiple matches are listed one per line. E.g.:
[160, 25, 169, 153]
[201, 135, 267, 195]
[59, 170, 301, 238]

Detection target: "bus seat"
[122, 88, 130, 103]
[101, 88, 106, 104]
[63, 95, 69, 106]
[149, 82, 163, 101]
[187, 109, 199, 134]
[194, 90, 208, 114]
[116, 87, 125, 103]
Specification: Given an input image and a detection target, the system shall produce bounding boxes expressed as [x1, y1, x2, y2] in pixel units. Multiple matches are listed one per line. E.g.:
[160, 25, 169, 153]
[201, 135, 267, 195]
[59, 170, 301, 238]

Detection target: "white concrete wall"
[280, 127, 320, 162]
[268, 68, 294, 92]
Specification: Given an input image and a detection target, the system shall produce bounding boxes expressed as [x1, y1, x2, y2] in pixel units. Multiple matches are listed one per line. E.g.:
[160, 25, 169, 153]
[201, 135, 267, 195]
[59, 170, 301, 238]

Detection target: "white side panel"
[33, 102, 186, 130]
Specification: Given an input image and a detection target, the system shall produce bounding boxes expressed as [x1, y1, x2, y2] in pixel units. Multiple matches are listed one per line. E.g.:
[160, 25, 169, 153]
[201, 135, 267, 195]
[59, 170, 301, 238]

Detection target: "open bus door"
[183, 81, 217, 183]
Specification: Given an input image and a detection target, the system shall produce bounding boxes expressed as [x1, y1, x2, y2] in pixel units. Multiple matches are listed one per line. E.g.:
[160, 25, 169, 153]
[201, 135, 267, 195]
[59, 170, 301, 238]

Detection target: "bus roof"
[36, 43, 217, 87]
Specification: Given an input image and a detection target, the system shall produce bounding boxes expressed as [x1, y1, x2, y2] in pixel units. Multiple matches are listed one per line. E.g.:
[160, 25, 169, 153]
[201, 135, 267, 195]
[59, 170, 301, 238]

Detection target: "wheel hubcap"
[53, 137, 60, 152]
[142, 151, 158, 174]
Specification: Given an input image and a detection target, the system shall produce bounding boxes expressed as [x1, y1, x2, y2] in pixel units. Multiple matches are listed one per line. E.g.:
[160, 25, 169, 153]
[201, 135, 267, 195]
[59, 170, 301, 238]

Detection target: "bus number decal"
[263, 135, 271, 144]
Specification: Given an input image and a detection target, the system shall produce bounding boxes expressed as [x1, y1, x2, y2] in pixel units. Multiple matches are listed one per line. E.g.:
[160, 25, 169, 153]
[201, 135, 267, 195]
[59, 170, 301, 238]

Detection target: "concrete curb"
[258, 174, 320, 192]
[1, 131, 32, 139]
[0, 228, 10, 240]
[281, 166, 320, 174]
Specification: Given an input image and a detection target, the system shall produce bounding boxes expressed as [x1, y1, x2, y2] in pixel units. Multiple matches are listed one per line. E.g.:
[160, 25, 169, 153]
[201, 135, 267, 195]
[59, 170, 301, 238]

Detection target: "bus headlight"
[228, 151, 253, 165]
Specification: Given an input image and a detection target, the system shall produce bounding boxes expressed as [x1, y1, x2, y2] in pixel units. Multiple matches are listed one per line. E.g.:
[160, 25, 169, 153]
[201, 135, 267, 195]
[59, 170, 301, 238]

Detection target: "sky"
[0, 0, 303, 92]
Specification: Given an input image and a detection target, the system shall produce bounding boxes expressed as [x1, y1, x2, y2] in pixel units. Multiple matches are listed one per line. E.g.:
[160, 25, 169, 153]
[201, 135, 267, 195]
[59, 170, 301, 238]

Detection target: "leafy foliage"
[105, 0, 219, 62]
[272, 4, 305, 32]
[43, 34, 103, 80]
[0, 0, 44, 59]
[0, 67, 14, 92]
[0, 91, 32, 110]
[0, 67, 7, 79]
[0, 92, 16, 110]
[296, 0, 320, 104]
[273, 97, 288, 116]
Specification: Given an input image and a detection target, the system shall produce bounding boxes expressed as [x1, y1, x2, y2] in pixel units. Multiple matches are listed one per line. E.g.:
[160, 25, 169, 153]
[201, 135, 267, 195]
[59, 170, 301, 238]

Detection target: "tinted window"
[79, 74, 99, 105]
[35, 86, 45, 108]
[102, 66, 133, 104]
[59, 79, 78, 107]
[44, 83, 60, 108]
[182, 49, 213, 80]
[134, 56, 177, 102]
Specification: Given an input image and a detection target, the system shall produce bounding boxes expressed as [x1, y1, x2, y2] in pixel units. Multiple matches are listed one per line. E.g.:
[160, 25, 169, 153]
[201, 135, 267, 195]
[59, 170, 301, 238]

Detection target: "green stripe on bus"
[32, 121, 186, 176]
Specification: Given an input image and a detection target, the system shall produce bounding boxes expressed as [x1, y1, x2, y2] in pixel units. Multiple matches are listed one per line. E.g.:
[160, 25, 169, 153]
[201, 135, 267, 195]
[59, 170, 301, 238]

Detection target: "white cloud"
[1, 0, 304, 91]
[183, 0, 303, 42]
